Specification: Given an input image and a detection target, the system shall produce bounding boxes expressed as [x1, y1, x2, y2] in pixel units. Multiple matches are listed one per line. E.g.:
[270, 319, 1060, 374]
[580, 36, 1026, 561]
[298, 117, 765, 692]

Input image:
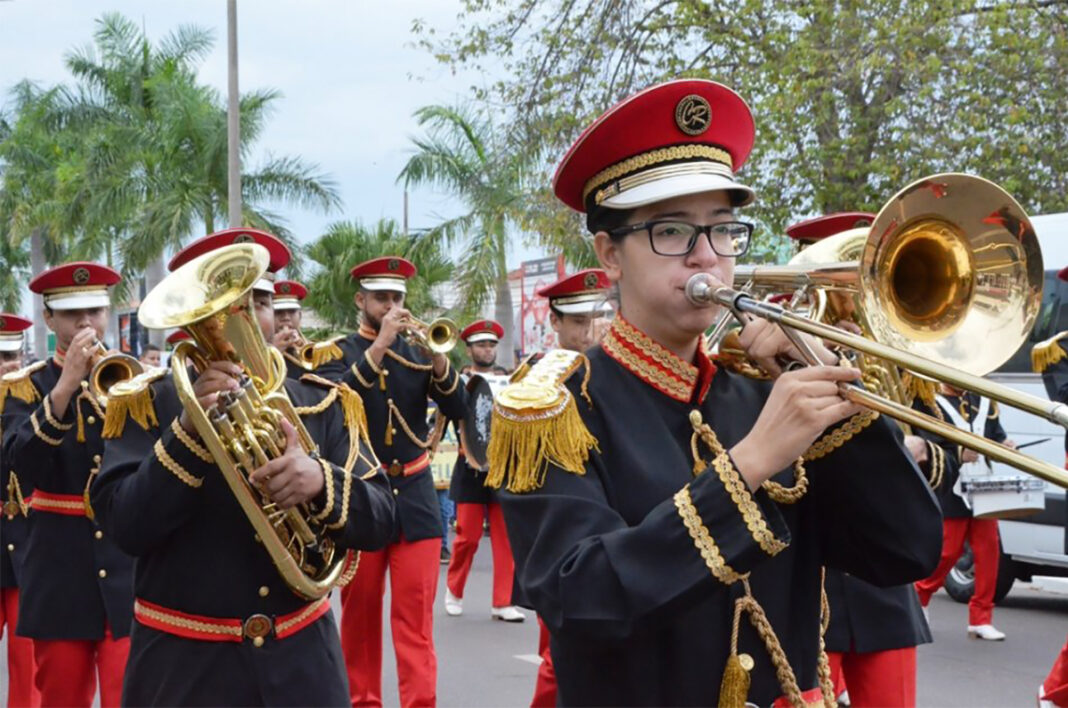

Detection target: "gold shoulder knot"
[101, 368, 168, 439]
[0, 360, 47, 407]
[307, 336, 345, 369]
[486, 349, 598, 494]
[1031, 331, 1068, 373]
[299, 373, 369, 441]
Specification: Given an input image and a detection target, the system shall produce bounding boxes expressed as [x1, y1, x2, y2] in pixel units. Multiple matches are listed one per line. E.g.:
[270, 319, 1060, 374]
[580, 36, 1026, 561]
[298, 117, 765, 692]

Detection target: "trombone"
[690, 173, 1068, 490]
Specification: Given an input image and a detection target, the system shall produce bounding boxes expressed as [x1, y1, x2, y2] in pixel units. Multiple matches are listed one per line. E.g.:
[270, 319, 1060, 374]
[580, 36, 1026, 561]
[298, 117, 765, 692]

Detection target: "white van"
[944, 212, 1068, 604]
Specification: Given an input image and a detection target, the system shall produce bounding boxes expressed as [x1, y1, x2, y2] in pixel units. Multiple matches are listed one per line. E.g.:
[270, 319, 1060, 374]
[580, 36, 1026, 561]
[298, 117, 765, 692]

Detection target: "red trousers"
[31, 628, 129, 708]
[446, 503, 515, 607]
[340, 537, 441, 708]
[1, 587, 39, 707]
[827, 648, 917, 707]
[915, 517, 1000, 625]
[530, 617, 557, 708]
[1043, 636, 1068, 706]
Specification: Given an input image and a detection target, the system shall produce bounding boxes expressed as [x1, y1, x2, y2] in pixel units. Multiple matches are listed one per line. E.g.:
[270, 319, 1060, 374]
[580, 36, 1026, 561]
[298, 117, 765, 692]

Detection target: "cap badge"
[73, 267, 91, 285]
[388, 258, 400, 271]
[280, 284, 291, 294]
[853, 218, 872, 228]
[675, 95, 712, 136]
[584, 272, 600, 289]
[484, 322, 493, 330]
[233, 233, 255, 244]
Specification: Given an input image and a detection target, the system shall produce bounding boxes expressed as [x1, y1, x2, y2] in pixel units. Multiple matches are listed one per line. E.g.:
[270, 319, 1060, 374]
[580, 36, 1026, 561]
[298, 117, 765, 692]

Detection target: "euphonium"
[138, 243, 345, 599]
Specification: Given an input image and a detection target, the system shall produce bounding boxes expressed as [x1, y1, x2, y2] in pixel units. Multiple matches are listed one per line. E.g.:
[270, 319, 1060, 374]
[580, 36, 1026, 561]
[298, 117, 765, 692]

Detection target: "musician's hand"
[0, 360, 20, 376]
[904, 435, 929, 464]
[735, 317, 838, 378]
[729, 365, 864, 489]
[178, 361, 242, 434]
[248, 419, 325, 509]
[961, 447, 980, 464]
[272, 328, 301, 352]
[1003, 439, 1018, 450]
[375, 307, 411, 350]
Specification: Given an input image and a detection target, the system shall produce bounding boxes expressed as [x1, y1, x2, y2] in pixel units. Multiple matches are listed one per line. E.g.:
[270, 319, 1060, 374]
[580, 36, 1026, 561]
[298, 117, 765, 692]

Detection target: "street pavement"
[1, 532, 1064, 706]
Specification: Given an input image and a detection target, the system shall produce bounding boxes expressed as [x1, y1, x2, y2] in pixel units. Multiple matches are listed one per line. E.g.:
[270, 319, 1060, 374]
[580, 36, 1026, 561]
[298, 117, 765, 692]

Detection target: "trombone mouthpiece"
[685, 273, 717, 306]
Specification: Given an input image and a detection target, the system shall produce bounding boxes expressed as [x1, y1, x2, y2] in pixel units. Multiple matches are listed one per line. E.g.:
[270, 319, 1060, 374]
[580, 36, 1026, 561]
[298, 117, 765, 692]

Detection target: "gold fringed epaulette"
[0, 361, 47, 408]
[1031, 331, 1068, 373]
[308, 336, 345, 370]
[300, 373, 370, 441]
[102, 369, 167, 439]
[902, 372, 939, 407]
[486, 349, 598, 493]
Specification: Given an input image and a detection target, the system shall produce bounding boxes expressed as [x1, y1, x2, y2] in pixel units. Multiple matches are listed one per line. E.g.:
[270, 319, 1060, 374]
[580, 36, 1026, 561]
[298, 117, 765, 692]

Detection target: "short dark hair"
[585, 203, 635, 237]
[143, 343, 161, 353]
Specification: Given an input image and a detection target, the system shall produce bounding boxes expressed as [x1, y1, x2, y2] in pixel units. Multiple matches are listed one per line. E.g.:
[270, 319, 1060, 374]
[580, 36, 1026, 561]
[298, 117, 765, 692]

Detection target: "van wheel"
[944, 542, 1016, 605]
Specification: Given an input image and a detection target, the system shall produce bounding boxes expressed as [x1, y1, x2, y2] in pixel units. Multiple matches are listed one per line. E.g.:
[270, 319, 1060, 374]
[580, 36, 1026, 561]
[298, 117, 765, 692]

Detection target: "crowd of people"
[0, 77, 1065, 708]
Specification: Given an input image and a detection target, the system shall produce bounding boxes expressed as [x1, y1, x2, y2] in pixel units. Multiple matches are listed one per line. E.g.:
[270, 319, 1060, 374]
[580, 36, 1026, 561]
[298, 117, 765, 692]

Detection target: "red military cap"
[537, 269, 612, 315]
[350, 256, 417, 294]
[461, 319, 504, 345]
[29, 262, 121, 311]
[0, 313, 31, 352]
[553, 79, 755, 215]
[274, 280, 307, 311]
[169, 228, 291, 293]
[165, 330, 190, 346]
[785, 212, 875, 245]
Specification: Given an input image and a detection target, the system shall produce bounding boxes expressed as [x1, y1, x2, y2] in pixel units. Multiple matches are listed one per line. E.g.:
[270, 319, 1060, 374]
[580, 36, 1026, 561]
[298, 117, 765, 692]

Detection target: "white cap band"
[44, 289, 110, 311]
[360, 276, 408, 293]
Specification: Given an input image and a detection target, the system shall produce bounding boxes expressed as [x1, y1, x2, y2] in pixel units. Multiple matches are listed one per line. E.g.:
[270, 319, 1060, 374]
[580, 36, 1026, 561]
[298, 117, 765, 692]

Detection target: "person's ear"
[594, 231, 622, 284]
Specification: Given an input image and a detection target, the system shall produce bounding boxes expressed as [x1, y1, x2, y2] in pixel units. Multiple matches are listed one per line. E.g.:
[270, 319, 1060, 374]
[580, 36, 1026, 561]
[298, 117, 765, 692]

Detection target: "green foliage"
[304, 218, 454, 333]
[416, 0, 1068, 262]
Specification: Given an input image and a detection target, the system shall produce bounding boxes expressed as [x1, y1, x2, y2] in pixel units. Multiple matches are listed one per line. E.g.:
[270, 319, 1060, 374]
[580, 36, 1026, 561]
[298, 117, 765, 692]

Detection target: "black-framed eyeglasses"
[607, 220, 753, 257]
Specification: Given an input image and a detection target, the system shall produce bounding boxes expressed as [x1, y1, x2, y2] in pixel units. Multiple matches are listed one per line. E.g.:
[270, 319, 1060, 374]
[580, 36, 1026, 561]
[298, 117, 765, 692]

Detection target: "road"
[1, 537, 1064, 706]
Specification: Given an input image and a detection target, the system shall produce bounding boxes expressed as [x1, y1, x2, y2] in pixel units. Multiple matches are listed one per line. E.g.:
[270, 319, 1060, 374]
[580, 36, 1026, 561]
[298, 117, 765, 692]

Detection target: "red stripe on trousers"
[530, 617, 557, 708]
[1, 587, 39, 707]
[340, 536, 441, 708]
[32, 628, 129, 708]
[446, 502, 516, 607]
[915, 517, 1000, 625]
[827, 647, 917, 707]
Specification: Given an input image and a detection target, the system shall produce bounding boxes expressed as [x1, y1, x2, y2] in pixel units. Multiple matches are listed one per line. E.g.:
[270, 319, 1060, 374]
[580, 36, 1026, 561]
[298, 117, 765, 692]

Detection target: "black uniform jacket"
[1, 359, 135, 640]
[449, 453, 494, 505]
[500, 334, 942, 707]
[91, 372, 396, 707]
[919, 393, 1007, 520]
[281, 350, 309, 381]
[0, 417, 30, 590]
[334, 331, 467, 542]
[823, 570, 931, 654]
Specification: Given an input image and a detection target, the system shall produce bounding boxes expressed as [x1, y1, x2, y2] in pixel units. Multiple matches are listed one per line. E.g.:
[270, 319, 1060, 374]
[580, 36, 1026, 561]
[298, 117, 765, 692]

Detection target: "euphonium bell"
[138, 243, 346, 599]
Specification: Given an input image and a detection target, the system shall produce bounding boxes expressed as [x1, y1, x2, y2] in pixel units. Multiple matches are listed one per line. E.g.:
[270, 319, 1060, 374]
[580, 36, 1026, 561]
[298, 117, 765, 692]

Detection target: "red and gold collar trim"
[53, 345, 67, 368]
[600, 316, 716, 403]
[358, 323, 378, 341]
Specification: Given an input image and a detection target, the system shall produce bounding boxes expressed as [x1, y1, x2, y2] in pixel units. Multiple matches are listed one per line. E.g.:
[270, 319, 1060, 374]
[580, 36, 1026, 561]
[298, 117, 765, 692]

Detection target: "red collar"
[600, 316, 716, 404]
[53, 344, 67, 368]
[358, 323, 378, 341]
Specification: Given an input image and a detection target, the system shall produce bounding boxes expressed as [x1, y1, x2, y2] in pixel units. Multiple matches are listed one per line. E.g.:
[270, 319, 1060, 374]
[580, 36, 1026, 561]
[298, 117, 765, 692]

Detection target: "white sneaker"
[1038, 684, 1054, 708]
[444, 589, 463, 617]
[491, 605, 526, 623]
[837, 689, 851, 706]
[967, 624, 1006, 640]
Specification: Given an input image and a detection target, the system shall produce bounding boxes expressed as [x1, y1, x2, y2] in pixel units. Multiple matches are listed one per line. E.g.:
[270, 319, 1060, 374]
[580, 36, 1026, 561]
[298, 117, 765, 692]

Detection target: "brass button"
[93, 454, 102, 463]
[94, 530, 103, 539]
[243, 614, 273, 646]
[392, 488, 399, 496]
[258, 586, 270, 597]
[98, 569, 107, 578]
[87, 416, 97, 425]
[738, 653, 755, 671]
[6, 543, 13, 552]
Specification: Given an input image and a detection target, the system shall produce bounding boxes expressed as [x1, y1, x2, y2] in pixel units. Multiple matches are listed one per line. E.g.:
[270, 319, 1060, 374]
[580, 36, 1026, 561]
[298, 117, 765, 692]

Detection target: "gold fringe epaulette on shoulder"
[486, 349, 598, 494]
[308, 336, 345, 370]
[0, 360, 47, 408]
[102, 368, 168, 439]
[1031, 331, 1068, 373]
[300, 373, 369, 441]
[902, 371, 939, 407]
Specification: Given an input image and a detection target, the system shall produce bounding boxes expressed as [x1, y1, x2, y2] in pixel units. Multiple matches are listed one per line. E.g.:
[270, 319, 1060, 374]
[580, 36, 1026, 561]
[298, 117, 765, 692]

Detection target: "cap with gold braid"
[169, 228, 291, 293]
[537, 269, 612, 316]
[350, 256, 416, 294]
[29, 262, 121, 311]
[461, 319, 504, 345]
[553, 79, 756, 215]
[0, 314, 31, 352]
[785, 212, 875, 247]
[274, 280, 307, 311]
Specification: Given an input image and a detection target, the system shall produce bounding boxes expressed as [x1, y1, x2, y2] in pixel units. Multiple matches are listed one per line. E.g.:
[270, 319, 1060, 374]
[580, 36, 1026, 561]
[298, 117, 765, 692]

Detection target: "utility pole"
[227, 0, 242, 227]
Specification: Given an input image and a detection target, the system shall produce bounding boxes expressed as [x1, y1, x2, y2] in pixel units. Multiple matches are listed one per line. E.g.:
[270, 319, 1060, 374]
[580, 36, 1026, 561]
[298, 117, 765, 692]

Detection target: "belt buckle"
[387, 461, 403, 477]
[243, 614, 274, 647]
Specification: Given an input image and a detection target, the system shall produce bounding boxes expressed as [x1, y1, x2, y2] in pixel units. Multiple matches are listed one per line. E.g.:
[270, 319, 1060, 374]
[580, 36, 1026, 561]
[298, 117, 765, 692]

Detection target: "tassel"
[485, 392, 598, 493]
[718, 654, 751, 708]
[902, 372, 939, 407]
[82, 468, 99, 522]
[102, 382, 158, 439]
[1031, 334, 1068, 373]
[76, 396, 86, 443]
[385, 405, 394, 447]
[310, 340, 344, 369]
[378, 371, 386, 391]
[337, 385, 369, 441]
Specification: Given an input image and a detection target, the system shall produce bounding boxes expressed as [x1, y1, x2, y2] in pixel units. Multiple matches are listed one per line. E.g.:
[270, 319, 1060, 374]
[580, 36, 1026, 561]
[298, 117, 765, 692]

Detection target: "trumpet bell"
[860, 173, 1043, 376]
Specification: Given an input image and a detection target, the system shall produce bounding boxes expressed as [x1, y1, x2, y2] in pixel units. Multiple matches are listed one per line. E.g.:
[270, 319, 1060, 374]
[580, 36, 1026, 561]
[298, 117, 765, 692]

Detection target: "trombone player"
[331, 255, 467, 708]
[1, 263, 134, 708]
[91, 229, 397, 706]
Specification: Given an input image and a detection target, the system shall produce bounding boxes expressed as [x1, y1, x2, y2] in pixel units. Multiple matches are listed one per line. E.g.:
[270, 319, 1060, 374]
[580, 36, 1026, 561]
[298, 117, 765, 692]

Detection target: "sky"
[0, 0, 546, 281]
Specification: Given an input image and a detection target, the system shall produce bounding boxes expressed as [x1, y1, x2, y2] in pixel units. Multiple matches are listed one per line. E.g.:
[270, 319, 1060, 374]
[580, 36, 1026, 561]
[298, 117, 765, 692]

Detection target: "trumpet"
[688, 173, 1068, 490]
[398, 315, 458, 354]
[87, 339, 144, 403]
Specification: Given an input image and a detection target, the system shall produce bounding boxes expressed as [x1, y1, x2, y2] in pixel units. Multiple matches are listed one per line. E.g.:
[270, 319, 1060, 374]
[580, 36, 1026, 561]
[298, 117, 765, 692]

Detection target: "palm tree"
[304, 218, 453, 333]
[398, 104, 534, 367]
